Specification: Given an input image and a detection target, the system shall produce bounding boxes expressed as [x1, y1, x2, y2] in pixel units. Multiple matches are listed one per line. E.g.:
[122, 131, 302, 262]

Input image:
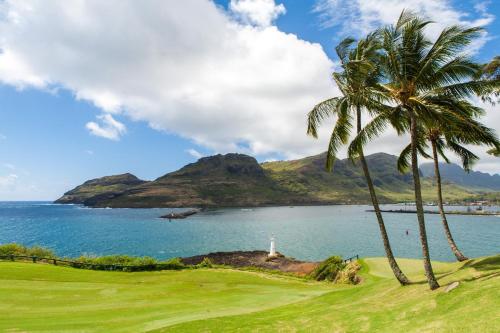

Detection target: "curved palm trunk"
[356, 107, 410, 285]
[410, 112, 439, 290]
[431, 140, 468, 262]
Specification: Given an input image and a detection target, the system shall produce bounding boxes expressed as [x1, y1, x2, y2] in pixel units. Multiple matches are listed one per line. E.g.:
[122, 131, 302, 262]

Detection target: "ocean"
[0, 202, 498, 262]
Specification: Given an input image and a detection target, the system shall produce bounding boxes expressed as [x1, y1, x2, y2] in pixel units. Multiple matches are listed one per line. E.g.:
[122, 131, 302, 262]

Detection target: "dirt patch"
[181, 251, 318, 276]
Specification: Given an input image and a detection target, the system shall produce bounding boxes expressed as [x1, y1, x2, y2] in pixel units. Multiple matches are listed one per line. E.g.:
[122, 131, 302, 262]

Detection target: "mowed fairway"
[0, 263, 331, 332]
[1, 255, 499, 332]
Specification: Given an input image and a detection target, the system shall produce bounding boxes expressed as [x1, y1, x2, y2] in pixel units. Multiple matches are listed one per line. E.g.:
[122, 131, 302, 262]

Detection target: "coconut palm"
[478, 55, 500, 103]
[397, 104, 500, 262]
[348, 11, 498, 289]
[307, 34, 410, 285]
[488, 147, 500, 156]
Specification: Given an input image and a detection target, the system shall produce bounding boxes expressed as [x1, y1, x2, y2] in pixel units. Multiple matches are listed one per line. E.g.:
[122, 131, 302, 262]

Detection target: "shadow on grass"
[407, 255, 500, 286]
[461, 255, 500, 272]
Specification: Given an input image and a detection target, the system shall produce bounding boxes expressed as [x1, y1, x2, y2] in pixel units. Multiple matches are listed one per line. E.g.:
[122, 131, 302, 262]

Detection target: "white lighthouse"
[269, 236, 276, 257]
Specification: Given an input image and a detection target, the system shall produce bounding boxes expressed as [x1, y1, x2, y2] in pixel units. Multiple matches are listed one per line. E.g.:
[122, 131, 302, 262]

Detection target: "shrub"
[196, 257, 213, 268]
[1, 243, 185, 272]
[0, 243, 55, 258]
[26, 246, 55, 258]
[157, 258, 185, 271]
[75, 255, 159, 266]
[73, 255, 185, 271]
[310, 256, 345, 282]
[336, 261, 362, 284]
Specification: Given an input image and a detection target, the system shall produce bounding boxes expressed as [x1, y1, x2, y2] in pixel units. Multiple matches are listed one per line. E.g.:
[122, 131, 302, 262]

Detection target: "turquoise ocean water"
[0, 202, 498, 261]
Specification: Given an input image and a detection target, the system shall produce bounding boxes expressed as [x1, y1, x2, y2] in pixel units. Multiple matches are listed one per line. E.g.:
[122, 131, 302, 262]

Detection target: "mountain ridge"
[55, 152, 498, 208]
[420, 162, 500, 191]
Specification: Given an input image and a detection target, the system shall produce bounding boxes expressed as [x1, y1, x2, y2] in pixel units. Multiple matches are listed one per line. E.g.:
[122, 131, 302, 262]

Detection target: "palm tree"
[482, 56, 500, 79]
[307, 35, 410, 285]
[397, 106, 500, 262]
[349, 11, 498, 289]
[488, 147, 500, 156]
[478, 55, 500, 103]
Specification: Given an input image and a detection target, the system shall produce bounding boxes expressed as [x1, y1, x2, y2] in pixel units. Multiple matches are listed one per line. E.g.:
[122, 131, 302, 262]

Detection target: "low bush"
[310, 255, 345, 282]
[310, 256, 361, 284]
[0, 243, 55, 258]
[196, 257, 214, 268]
[336, 261, 361, 284]
[0, 243, 185, 271]
[73, 255, 185, 271]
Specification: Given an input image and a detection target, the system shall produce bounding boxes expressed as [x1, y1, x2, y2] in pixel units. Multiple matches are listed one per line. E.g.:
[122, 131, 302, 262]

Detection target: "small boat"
[161, 209, 199, 220]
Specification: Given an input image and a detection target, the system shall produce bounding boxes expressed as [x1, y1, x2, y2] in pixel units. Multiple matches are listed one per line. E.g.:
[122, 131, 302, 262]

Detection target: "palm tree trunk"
[356, 106, 410, 285]
[431, 140, 468, 262]
[410, 112, 439, 290]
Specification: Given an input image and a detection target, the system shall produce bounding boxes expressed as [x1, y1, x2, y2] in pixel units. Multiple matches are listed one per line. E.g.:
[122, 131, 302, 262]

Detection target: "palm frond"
[307, 97, 342, 138]
[325, 100, 352, 171]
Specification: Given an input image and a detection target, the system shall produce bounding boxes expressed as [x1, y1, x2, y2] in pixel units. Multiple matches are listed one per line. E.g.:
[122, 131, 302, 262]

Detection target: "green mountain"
[420, 162, 500, 191]
[55, 152, 493, 208]
[55, 173, 147, 205]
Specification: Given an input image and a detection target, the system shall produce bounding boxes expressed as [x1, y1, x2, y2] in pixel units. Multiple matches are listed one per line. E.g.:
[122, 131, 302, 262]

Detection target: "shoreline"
[368, 209, 500, 216]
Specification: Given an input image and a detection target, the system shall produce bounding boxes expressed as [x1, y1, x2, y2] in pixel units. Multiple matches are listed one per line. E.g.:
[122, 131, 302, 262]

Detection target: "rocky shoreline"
[181, 250, 318, 276]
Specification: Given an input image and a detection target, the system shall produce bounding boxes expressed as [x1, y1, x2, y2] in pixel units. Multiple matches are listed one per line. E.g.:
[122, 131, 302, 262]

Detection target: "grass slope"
[1, 255, 499, 332]
[0, 264, 330, 332]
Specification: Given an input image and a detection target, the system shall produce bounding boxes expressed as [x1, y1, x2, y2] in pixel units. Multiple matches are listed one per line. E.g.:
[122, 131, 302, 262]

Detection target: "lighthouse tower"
[269, 236, 276, 257]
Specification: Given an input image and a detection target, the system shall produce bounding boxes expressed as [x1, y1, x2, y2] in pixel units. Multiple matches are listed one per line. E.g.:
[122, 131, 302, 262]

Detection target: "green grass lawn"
[1, 255, 499, 332]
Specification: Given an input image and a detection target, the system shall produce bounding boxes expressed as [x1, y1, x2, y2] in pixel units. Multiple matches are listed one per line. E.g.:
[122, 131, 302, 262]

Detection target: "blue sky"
[0, 0, 499, 200]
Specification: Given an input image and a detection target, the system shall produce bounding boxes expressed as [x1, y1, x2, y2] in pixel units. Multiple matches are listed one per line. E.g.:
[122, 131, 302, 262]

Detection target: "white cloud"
[186, 149, 204, 159]
[230, 0, 286, 27]
[0, 0, 335, 160]
[314, 0, 494, 48]
[0, 0, 495, 173]
[0, 133, 6, 140]
[85, 150, 94, 155]
[0, 173, 18, 189]
[86, 114, 126, 141]
[311, 0, 499, 174]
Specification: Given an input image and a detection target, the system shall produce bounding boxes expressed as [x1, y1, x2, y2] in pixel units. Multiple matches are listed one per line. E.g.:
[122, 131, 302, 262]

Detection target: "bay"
[0, 202, 498, 262]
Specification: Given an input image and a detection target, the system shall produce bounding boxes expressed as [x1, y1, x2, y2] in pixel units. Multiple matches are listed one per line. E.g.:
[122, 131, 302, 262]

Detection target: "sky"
[0, 0, 499, 200]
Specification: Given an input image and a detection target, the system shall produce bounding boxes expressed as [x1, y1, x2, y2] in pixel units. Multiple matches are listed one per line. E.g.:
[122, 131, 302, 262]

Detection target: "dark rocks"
[181, 250, 318, 275]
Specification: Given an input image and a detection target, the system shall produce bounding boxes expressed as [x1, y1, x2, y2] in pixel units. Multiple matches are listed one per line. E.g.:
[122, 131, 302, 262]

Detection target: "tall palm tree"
[482, 56, 500, 79]
[488, 147, 500, 156]
[307, 35, 410, 285]
[349, 11, 497, 289]
[478, 55, 500, 104]
[397, 106, 500, 262]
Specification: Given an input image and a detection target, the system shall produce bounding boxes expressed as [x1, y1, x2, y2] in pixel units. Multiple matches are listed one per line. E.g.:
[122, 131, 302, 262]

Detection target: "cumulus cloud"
[230, 0, 286, 27]
[0, 0, 496, 173]
[186, 149, 204, 159]
[86, 114, 126, 141]
[314, 0, 494, 47]
[0, 0, 334, 160]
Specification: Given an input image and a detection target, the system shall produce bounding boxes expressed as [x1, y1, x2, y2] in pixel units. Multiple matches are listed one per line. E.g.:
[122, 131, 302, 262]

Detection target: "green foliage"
[196, 257, 214, 268]
[0, 243, 186, 271]
[73, 255, 185, 271]
[75, 254, 157, 266]
[336, 261, 362, 284]
[310, 256, 346, 282]
[0, 243, 55, 258]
